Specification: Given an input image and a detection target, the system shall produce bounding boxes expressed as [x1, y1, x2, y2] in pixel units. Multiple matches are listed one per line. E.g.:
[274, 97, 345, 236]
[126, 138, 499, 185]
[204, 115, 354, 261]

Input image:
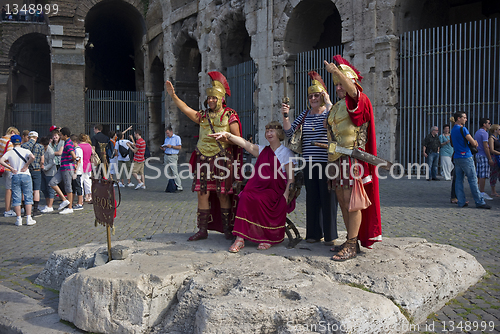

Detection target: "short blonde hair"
[265, 121, 285, 141]
[489, 124, 500, 135]
[5, 127, 19, 136]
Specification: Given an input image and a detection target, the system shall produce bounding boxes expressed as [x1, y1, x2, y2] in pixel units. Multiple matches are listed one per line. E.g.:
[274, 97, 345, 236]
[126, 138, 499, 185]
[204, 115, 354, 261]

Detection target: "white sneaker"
[26, 216, 36, 226]
[59, 208, 74, 215]
[481, 192, 494, 200]
[141, 185, 146, 189]
[15, 217, 22, 226]
[118, 182, 125, 188]
[127, 182, 135, 187]
[58, 200, 70, 210]
[4, 210, 16, 217]
[135, 182, 144, 190]
[40, 206, 54, 213]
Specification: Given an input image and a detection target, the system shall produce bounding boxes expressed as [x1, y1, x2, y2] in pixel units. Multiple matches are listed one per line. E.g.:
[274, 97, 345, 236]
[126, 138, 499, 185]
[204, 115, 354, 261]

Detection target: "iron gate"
[294, 45, 344, 118]
[226, 60, 257, 139]
[399, 18, 500, 173]
[11, 103, 52, 136]
[85, 90, 149, 139]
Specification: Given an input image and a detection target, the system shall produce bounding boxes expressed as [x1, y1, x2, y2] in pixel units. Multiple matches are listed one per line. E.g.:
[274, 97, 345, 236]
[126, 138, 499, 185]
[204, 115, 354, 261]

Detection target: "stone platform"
[34, 231, 485, 334]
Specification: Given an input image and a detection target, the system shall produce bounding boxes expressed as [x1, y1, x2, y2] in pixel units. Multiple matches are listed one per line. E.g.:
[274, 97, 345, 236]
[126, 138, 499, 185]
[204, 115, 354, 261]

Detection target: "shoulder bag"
[460, 127, 478, 155]
[288, 111, 308, 154]
[0, 139, 11, 177]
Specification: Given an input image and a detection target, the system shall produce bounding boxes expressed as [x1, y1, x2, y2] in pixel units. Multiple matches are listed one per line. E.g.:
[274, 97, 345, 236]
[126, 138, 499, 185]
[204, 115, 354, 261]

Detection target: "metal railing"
[226, 60, 257, 139]
[11, 103, 51, 136]
[85, 90, 149, 140]
[399, 18, 500, 173]
[294, 45, 344, 118]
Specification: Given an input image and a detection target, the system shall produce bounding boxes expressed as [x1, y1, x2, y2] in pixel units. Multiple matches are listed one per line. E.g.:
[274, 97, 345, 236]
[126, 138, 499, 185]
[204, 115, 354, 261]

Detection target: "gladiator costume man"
[324, 56, 382, 261]
[165, 72, 243, 241]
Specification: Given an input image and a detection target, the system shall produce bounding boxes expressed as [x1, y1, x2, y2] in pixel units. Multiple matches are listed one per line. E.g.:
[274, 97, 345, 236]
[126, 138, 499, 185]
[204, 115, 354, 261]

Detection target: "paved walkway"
[0, 161, 498, 333]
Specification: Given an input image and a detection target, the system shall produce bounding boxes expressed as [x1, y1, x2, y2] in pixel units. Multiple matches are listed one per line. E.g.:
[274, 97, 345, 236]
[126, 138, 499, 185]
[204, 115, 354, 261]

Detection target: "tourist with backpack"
[114, 131, 134, 188]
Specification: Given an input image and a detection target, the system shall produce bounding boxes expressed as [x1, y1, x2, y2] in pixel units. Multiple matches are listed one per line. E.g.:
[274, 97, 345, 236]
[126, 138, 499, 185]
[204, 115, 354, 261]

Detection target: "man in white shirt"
[114, 131, 134, 187]
[0, 134, 36, 226]
[161, 126, 183, 191]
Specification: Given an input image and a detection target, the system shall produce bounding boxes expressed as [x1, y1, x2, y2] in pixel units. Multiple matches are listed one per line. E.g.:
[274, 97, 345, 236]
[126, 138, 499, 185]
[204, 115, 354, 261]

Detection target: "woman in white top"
[209, 121, 296, 253]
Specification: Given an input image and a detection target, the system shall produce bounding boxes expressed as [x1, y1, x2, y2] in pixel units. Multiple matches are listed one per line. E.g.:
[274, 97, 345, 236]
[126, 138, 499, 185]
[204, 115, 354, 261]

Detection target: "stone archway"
[83, 0, 146, 91]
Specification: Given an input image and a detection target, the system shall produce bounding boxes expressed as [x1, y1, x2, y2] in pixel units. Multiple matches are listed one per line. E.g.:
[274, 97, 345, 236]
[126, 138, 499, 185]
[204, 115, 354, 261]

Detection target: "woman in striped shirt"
[282, 71, 338, 245]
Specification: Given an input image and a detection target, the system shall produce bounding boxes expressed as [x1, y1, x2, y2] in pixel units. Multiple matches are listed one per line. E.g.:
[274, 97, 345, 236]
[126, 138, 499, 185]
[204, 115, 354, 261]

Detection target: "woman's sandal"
[450, 198, 458, 204]
[257, 243, 271, 250]
[229, 239, 245, 253]
[330, 238, 360, 254]
[331, 237, 359, 262]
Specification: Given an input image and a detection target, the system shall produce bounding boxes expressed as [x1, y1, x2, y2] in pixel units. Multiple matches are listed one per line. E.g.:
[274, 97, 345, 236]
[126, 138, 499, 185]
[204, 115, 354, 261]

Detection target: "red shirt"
[133, 138, 146, 163]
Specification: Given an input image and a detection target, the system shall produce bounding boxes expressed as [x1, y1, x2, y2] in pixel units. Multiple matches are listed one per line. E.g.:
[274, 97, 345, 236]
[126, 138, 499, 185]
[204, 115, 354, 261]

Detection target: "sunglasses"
[308, 93, 321, 99]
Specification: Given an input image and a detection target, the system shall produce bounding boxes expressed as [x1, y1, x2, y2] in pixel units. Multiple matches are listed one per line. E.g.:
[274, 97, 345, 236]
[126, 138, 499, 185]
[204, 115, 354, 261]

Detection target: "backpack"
[105, 140, 115, 161]
[118, 141, 130, 158]
[165, 179, 177, 193]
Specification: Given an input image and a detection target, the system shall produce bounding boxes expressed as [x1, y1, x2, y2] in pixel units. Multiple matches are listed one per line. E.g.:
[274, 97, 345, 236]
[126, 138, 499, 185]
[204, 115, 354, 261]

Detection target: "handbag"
[349, 177, 372, 212]
[91, 146, 101, 166]
[288, 111, 308, 154]
[460, 127, 478, 155]
[0, 139, 11, 177]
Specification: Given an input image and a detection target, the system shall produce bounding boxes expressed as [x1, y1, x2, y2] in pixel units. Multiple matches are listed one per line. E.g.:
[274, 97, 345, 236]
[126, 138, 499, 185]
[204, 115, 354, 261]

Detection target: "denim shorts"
[30, 170, 42, 191]
[41, 173, 55, 199]
[11, 173, 33, 207]
[72, 175, 83, 196]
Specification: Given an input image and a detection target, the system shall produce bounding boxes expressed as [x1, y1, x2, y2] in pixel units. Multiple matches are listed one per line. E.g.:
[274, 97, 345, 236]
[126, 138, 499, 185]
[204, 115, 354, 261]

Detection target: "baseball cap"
[49, 125, 58, 132]
[28, 131, 38, 137]
[11, 135, 22, 144]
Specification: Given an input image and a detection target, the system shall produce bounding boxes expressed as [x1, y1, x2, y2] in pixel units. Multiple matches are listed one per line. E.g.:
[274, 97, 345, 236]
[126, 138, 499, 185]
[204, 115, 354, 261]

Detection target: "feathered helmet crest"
[206, 71, 231, 111]
[332, 55, 364, 91]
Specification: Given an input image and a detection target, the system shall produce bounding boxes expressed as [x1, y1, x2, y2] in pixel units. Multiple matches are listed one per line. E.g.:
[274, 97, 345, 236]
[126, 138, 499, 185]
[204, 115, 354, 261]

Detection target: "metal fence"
[11, 103, 52, 136]
[294, 45, 344, 118]
[399, 18, 500, 173]
[85, 90, 149, 140]
[226, 60, 257, 139]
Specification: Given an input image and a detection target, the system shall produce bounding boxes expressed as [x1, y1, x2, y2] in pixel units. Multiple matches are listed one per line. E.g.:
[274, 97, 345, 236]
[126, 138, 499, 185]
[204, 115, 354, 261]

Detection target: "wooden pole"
[99, 142, 112, 262]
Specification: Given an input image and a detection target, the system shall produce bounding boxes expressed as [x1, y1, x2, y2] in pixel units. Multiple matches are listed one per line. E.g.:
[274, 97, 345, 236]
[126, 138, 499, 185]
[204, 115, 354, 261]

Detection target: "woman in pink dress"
[208, 121, 296, 252]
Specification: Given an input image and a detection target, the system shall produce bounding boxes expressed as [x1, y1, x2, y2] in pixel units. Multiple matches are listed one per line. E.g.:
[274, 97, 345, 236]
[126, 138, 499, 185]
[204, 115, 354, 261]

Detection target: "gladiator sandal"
[221, 208, 234, 240]
[330, 237, 361, 254]
[188, 209, 210, 241]
[331, 236, 359, 262]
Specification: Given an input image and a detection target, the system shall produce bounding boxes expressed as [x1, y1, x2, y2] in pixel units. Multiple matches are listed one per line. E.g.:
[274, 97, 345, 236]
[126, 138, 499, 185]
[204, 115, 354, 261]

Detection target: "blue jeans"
[11, 174, 34, 207]
[454, 157, 486, 207]
[427, 152, 439, 179]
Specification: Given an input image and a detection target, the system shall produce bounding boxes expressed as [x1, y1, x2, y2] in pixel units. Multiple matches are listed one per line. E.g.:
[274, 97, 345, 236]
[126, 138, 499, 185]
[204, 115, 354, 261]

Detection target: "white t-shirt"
[257, 144, 296, 172]
[115, 140, 132, 162]
[2, 147, 32, 177]
[75, 146, 83, 175]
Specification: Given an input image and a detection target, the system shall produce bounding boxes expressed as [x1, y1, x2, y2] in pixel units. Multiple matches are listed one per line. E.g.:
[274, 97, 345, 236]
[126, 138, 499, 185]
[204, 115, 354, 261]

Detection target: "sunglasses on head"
[308, 93, 321, 99]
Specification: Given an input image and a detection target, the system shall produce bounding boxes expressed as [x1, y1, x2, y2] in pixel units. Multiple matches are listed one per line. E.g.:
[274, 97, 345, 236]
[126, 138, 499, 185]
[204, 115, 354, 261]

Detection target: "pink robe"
[233, 146, 295, 244]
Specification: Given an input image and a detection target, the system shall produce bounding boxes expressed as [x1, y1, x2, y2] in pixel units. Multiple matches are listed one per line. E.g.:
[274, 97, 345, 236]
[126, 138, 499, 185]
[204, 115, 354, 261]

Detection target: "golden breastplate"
[327, 99, 367, 161]
[197, 110, 231, 157]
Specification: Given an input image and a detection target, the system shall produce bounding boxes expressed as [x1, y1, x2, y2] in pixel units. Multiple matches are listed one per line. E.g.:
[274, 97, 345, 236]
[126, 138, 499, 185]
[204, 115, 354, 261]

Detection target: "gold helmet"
[307, 71, 327, 106]
[205, 71, 231, 111]
[332, 55, 364, 92]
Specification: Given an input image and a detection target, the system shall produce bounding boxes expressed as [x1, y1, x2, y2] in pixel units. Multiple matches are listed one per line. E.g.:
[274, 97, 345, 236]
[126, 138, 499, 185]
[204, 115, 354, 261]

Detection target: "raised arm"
[165, 80, 200, 124]
[208, 131, 259, 157]
[324, 60, 357, 99]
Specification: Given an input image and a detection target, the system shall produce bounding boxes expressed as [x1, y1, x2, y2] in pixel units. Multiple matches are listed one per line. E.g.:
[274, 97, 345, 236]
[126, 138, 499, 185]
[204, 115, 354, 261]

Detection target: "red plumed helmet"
[307, 71, 327, 92]
[207, 71, 231, 97]
[332, 55, 363, 82]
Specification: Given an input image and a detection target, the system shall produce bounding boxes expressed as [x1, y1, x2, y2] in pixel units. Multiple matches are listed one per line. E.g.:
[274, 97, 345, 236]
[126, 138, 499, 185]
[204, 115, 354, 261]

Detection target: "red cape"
[345, 92, 382, 249]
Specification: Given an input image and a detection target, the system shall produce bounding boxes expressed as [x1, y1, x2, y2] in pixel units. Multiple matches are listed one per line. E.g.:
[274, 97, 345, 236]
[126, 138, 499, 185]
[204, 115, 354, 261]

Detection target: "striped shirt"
[60, 139, 75, 171]
[285, 109, 329, 163]
[133, 138, 146, 163]
[0, 135, 13, 158]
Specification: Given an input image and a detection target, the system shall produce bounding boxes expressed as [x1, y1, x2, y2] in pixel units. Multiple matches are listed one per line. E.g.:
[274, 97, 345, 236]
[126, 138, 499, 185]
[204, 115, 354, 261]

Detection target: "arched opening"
[9, 33, 51, 104]
[284, 0, 341, 54]
[84, 0, 146, 91]
[220, 17, 251, 69]
[174, 38, 201, 161]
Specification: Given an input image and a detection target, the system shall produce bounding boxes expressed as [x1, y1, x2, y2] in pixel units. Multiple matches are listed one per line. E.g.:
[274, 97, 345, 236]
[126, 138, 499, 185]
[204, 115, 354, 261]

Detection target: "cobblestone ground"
[0, 162, 498, 333]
